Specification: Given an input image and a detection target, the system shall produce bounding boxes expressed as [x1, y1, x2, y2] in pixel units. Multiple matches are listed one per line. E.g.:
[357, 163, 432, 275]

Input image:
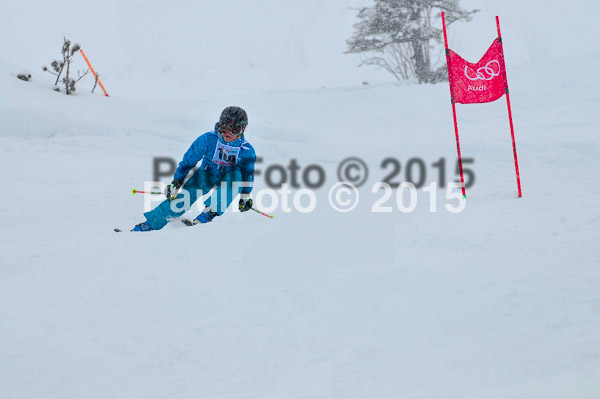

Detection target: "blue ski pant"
[144, 170, 246, 230]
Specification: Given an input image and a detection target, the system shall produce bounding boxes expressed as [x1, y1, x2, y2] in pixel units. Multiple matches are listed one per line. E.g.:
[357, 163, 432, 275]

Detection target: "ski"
[181, 218, 198, 227]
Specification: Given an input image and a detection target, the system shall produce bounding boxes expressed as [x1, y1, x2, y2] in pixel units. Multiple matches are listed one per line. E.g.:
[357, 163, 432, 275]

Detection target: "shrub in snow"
[42, 37, 89, 94]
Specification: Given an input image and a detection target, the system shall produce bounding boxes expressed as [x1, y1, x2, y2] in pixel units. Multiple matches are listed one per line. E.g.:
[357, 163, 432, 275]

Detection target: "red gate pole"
[496, 16, 522, 197]
[441, 12, 466, 197]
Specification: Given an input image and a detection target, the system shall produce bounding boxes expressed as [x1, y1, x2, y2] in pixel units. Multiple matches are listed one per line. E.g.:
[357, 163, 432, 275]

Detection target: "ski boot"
[131, 222, 153, 232]
[182, 208, 219, 226]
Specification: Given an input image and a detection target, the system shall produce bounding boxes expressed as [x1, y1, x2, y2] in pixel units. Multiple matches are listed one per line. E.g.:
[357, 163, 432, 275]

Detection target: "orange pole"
[80, 49, 109, 97]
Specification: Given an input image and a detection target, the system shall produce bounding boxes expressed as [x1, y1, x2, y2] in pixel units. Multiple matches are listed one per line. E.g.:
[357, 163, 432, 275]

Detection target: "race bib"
[212, 141, 241, 166]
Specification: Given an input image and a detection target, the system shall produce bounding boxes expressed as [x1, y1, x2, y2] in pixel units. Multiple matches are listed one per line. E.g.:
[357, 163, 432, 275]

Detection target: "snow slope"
[1, 1, 600, 398]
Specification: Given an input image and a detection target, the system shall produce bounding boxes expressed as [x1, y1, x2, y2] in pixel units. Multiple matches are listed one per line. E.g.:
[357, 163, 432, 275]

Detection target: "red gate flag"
[446, 38, 508, 104]
[441, 12, 522, 198]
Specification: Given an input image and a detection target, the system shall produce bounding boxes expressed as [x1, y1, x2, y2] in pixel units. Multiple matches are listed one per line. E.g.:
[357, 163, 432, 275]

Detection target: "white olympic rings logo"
[464, 60, 500, 81]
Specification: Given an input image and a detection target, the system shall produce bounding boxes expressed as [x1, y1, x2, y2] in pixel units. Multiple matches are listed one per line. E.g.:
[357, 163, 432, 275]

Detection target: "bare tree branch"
[43, 37, 89, 94]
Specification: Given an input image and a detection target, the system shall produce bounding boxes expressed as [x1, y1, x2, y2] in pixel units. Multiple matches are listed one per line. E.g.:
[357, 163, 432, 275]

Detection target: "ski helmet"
[218, 106, 248, 136]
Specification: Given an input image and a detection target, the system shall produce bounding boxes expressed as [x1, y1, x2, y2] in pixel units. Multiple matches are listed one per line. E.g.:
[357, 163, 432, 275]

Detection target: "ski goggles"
[218, 122, 246, 136]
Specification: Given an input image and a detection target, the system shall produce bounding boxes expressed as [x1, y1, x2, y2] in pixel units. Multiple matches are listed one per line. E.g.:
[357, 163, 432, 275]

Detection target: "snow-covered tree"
[346, 0, 478, 84]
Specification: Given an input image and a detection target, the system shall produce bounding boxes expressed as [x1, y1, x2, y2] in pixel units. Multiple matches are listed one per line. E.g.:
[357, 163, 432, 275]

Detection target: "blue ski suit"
[144, 127, 256, 230]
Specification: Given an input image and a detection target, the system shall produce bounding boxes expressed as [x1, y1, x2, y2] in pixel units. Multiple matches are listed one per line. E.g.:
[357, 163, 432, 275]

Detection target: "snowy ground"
[1, 1, 600, 398]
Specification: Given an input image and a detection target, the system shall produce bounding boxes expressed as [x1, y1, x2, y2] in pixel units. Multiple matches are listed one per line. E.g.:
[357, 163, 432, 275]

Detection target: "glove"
[238, 194, 253, 212]
[164, 179, 183, 202]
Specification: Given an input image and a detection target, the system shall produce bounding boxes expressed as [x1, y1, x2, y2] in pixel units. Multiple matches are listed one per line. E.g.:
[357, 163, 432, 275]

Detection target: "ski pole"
[251, 207, 274, 218]
[131, 189, 162, 195]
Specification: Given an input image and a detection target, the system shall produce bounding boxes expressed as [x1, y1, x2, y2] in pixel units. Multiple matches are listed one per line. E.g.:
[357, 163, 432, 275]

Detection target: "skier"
[131, 106, 256, 231]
